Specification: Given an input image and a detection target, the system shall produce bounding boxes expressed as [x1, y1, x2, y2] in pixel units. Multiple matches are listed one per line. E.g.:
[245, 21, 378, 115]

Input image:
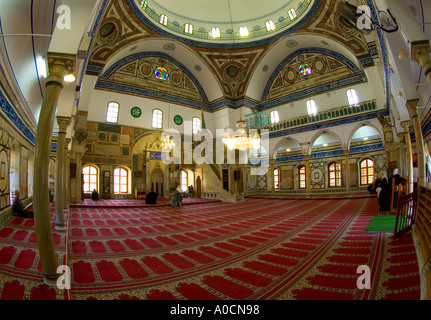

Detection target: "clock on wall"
[173, 115, 183, 125]
[131, 106, 142, 118]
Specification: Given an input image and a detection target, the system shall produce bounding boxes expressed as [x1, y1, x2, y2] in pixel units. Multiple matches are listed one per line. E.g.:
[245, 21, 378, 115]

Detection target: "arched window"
[181, 170, 188, 191]
[270, 110, 279, 124]
[299, 165, 306, 189]
[106, 102, 119, 123]
[347, 88, 359, 106]
[82, 165, 99, 193]
[266, 20, 275, 31]
[288, 8, 297, 20]
[152, 109, 163, 129]
[274, 168, 280, 189]
[328, 162, 341, 187]
[192, 117, 201, 134]
[360, 158, 374, 186]
[306, 99, 317, 116]
[159, 14, 168, 26]
[113, 167, 129, 194]
[185, 23, 193, 34]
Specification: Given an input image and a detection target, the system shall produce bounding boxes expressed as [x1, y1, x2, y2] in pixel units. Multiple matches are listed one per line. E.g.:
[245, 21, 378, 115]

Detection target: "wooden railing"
[393, 191, 417, 239]
[416, 184, 431, 299]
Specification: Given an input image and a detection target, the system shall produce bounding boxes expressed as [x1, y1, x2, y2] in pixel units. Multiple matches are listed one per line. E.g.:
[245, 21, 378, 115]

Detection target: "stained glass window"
[155, 67, 168, 81]
[299, 63, 312, 78]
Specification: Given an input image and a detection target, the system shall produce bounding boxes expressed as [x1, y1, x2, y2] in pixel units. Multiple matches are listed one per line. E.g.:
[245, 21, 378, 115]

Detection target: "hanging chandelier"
[161, 136, 175, 149]
[222, 119, 261, 151]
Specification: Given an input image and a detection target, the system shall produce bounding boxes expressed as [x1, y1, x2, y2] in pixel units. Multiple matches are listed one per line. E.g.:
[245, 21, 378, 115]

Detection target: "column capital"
[65, 137, 71, 149]
[56, 116, 71, 134]
[47, 52, 76, 85]
[411, 41, 430, 61]
[410, 41, 431, 84]
[400, 121, 411, 132]
[405, 99, 420, 111]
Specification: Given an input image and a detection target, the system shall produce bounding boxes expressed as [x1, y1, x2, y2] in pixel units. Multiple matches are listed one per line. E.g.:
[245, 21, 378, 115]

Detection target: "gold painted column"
[64, 137, 71, 209]
[344, 149, 350, 195]
[33, 53, 75, 284]
[411, 42, 431, 85]
[401, 121, 414, 193]
[55, 116, 70, 230]
[305, 155, 311, 196]
[406, 99, 426, 186]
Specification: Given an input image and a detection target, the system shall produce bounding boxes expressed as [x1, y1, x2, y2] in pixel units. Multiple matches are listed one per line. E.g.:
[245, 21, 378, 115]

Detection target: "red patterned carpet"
[0, 196, 421, 300]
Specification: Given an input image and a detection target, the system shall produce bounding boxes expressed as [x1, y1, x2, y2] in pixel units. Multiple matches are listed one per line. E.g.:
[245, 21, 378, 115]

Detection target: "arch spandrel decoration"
[264, 49, 366, 102]
[97, 54, 206, 103]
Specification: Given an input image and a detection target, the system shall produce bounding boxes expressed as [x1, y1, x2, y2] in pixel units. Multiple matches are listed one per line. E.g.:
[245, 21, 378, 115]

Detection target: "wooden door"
[196, 176, 201, 198]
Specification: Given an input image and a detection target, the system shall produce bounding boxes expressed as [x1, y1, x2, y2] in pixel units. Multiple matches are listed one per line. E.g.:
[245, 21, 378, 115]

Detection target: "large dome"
[133, 0, 316, 45]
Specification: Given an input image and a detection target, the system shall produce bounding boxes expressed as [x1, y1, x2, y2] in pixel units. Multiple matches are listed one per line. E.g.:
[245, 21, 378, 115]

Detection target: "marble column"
[55, 117, 70, 231]
[401, 121, 414, 193]
[406, 99, 426, 186]
[344, 149, 350, 195]
[305, 155, 311, 196]
[33, 53, 75, 285]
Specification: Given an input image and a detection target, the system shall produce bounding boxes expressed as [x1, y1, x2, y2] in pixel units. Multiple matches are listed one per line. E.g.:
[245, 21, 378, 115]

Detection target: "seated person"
[187, 185, 195, 198]
[91, 189, 99, 200]
[12, 190, 34, 218]
[145, 189, 157, 204]
[171, 185, 184, 208]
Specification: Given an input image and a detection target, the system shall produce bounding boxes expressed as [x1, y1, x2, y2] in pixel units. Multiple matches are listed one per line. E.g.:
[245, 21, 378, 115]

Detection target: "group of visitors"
[368, 168, 407, 214]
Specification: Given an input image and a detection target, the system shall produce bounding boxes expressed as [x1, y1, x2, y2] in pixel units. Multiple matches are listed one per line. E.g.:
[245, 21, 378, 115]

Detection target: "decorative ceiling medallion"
[155, 67, 168, 80]
[163, 43, 176, 51]
[286, 40, 299, 47]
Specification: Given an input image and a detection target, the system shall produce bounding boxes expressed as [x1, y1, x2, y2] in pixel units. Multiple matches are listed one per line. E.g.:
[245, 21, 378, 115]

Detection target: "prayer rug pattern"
[0, 197, 421, 300]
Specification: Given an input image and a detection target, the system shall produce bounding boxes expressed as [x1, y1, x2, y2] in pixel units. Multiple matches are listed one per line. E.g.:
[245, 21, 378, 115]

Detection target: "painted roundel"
[99, 22, 116, 38]
[284, 68, 297, 83]
[155, 67, 168, 81]
[312, 58, 326, 74]
[298, 63, 312, 79]
[140, 63, 152, 77]
[170, 70, 183, 85]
